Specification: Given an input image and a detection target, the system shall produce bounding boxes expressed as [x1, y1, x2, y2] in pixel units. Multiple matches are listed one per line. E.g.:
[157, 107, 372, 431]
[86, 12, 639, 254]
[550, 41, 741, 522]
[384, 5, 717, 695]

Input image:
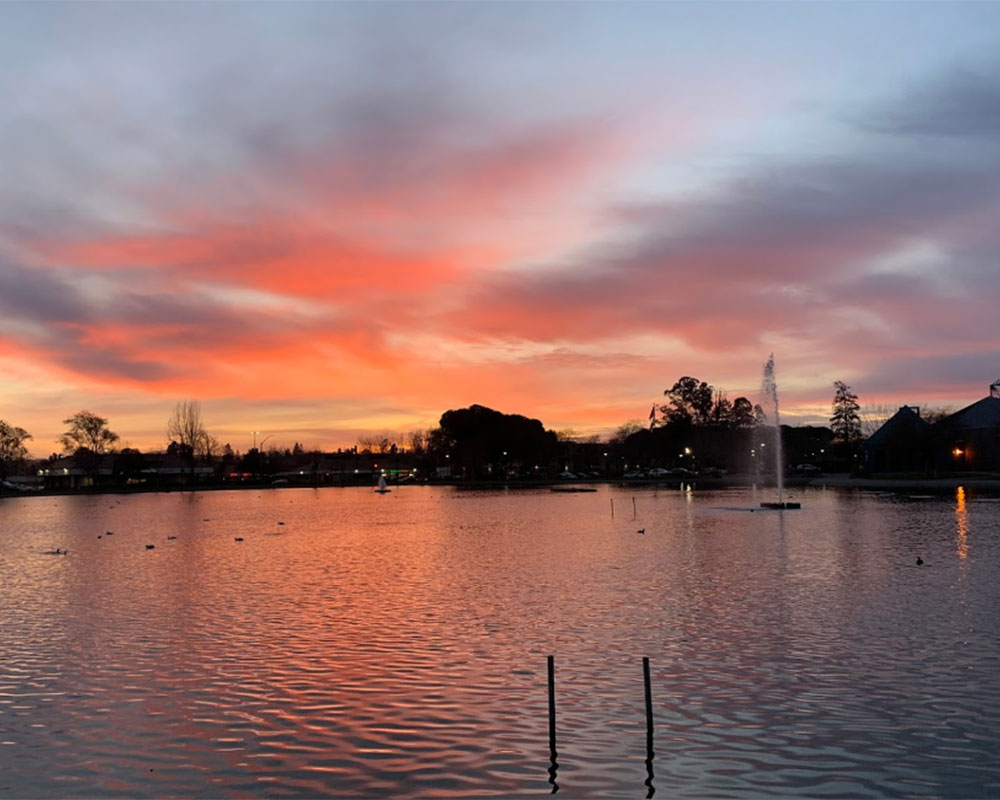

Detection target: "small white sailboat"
[374, 475, 391, 494]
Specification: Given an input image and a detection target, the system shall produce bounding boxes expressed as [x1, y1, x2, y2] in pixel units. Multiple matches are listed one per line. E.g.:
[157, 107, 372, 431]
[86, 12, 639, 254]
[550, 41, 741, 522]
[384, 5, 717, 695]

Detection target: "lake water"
[1, 484, 999, 798]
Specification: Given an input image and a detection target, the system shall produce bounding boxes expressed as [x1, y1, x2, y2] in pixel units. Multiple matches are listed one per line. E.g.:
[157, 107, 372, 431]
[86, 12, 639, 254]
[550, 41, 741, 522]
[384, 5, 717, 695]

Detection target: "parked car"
[623, 470, 645, 478]
[646, 467, 671, 477]
[667, 467, 693, 477]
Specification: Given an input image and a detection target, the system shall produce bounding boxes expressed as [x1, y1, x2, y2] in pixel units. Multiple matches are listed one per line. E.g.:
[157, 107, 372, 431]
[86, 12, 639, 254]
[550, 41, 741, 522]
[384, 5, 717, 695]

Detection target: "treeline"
[2, 377, 870, 484]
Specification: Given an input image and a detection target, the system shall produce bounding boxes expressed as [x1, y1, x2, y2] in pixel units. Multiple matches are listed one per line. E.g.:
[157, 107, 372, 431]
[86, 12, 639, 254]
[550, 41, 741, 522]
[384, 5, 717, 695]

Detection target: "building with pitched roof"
[864, 379, 1000, 474]
[863, 405, 932, 473]
[932, 379, 1000, 472]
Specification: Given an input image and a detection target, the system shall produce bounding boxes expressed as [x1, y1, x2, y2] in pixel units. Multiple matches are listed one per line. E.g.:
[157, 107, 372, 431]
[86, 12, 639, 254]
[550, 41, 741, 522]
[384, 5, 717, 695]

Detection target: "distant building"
[38, 454, 115, 489]
[38, 452, 212, 490]
[932, 380, 1000, 472]
[863, 406, 931, 473]
[863, 379, 1000, 475]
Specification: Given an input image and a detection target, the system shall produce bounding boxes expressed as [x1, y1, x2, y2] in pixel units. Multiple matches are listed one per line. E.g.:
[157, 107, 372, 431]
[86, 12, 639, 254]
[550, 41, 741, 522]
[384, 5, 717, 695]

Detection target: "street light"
[251, 431, 260, 450]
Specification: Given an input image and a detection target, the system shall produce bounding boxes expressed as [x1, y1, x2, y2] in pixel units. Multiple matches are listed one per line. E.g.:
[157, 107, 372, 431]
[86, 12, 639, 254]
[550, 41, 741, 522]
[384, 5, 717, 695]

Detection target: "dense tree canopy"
[660, 377, 759, 429]
[60, 411, 119, 454]
[429, 404, 557, 478]
[0, 420, 32, 478]
[663, 376, 714, 425]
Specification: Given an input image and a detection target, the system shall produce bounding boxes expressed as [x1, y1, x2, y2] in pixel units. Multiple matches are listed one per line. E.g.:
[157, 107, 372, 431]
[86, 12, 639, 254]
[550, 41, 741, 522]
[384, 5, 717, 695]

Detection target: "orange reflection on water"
[956, 486, 968, 560]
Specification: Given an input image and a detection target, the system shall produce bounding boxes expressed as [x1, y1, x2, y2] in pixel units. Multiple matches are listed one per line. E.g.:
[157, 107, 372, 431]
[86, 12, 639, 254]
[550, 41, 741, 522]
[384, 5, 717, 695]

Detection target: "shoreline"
[4, 472, 1000, 500]
[807, 474, 1000, 493]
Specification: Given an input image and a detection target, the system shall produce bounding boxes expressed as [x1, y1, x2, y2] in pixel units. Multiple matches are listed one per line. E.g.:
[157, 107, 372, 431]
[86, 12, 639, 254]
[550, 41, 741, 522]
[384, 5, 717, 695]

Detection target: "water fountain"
[760, 354, 800, 510]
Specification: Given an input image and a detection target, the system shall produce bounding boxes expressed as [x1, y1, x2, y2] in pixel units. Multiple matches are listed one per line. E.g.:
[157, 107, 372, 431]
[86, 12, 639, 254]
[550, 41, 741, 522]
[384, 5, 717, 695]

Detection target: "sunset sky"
[3, 1, 1000, 455]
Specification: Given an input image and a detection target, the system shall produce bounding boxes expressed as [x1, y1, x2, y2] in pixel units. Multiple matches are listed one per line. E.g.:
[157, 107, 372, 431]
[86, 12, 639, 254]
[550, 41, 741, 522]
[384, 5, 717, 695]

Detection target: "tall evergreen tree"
[830, 381, 862, 444]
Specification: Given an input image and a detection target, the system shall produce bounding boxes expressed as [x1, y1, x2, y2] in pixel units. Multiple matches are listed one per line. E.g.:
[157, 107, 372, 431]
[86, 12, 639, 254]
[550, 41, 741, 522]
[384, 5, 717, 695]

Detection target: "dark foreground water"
[1, 484, 999, 798]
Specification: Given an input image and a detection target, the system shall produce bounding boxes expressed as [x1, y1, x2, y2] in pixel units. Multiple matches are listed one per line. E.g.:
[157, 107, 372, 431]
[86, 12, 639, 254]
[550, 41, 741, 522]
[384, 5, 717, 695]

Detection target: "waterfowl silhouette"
[916, 556, 924, 566]
[234, 537, 244, 542]
[145, 544, 155, 550]
[637, 528, 645, 535]
[167, 535, 177, 540]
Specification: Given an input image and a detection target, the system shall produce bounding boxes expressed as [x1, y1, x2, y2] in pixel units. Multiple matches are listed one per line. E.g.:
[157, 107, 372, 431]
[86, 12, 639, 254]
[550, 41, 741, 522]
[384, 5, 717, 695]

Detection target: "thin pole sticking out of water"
[643, 656, 655, 798]
[547, 655, 558, 793]
[762, 354, 785, 506]
[633, 496, 637, 518]
[610, 498, 614, 518]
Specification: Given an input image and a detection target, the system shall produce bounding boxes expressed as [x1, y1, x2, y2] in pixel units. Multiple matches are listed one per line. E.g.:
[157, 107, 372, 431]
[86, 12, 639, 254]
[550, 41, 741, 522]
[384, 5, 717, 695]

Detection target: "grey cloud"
[57, 346, 176, 383]
[0, 246, 340, 383]
[471, 152, 1000, 318]
[0, 259, 95, 324]
[859, 64, 1000, 140]
[451, 68, 1000, 353]
[0, 1, 529, 237]
[858, 351, 1000, 398]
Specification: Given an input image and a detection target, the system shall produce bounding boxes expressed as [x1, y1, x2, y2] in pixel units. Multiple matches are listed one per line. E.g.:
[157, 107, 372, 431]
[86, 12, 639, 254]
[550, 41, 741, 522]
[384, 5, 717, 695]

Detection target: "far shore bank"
[4, 472, 1000, 500]
[806, 474, 1000, 493]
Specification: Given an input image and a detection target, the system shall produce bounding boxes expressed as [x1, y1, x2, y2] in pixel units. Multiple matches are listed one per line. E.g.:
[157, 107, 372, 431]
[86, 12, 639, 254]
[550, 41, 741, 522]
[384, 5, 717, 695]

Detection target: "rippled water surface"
[2, 485, 1000, 798]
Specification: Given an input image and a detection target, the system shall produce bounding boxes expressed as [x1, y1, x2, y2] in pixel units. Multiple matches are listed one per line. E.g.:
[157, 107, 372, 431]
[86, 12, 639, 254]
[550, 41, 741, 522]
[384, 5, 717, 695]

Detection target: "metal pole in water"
[633, 496, 637, 518]
[643, 656, 655, 797]
[611, 498, 614, 518]
[547, 655, 558, 793]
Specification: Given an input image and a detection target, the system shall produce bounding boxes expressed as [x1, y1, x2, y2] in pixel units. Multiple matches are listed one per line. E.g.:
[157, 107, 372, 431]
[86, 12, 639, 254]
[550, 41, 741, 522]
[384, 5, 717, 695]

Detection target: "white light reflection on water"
[1, 485, 999, 798]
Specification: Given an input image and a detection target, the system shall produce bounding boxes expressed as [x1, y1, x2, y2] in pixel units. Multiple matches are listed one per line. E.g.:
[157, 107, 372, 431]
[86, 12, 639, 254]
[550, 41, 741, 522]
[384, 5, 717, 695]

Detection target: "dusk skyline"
[3, 1, 1000, 455]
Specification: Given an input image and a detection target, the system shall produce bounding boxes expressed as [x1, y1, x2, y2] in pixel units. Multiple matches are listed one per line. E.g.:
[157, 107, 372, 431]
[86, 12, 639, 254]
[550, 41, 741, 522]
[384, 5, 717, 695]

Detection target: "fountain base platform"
[760, 502, 801, 509]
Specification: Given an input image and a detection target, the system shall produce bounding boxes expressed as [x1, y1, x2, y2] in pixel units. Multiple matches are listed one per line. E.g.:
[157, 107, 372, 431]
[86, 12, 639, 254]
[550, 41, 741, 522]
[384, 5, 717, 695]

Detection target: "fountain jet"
[760, 354, 800, 510]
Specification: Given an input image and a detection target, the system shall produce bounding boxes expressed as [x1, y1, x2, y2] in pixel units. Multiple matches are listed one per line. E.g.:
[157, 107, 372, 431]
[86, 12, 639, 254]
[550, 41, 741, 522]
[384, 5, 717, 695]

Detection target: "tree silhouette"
[167, 400, 209, 475]
[431, 405, 557, 478]
[830, 381, 862, 445]
[663, 377, 714, 425]
[661, 377, 757, 429]
[0, 420, 32, 479]
[60, 411, 119, 454]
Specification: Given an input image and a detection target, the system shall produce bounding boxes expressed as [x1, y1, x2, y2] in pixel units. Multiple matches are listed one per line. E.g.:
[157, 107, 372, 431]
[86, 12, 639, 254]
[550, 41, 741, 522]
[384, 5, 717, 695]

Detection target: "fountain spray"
[761, 353, 785, 506]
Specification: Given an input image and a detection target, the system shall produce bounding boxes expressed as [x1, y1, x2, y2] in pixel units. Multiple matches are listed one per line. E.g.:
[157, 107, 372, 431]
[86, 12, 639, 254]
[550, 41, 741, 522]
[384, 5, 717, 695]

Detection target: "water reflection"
[955, 486, 969, 561]
[547, 740, 559, 794]
[2, 487, 1000, 798]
